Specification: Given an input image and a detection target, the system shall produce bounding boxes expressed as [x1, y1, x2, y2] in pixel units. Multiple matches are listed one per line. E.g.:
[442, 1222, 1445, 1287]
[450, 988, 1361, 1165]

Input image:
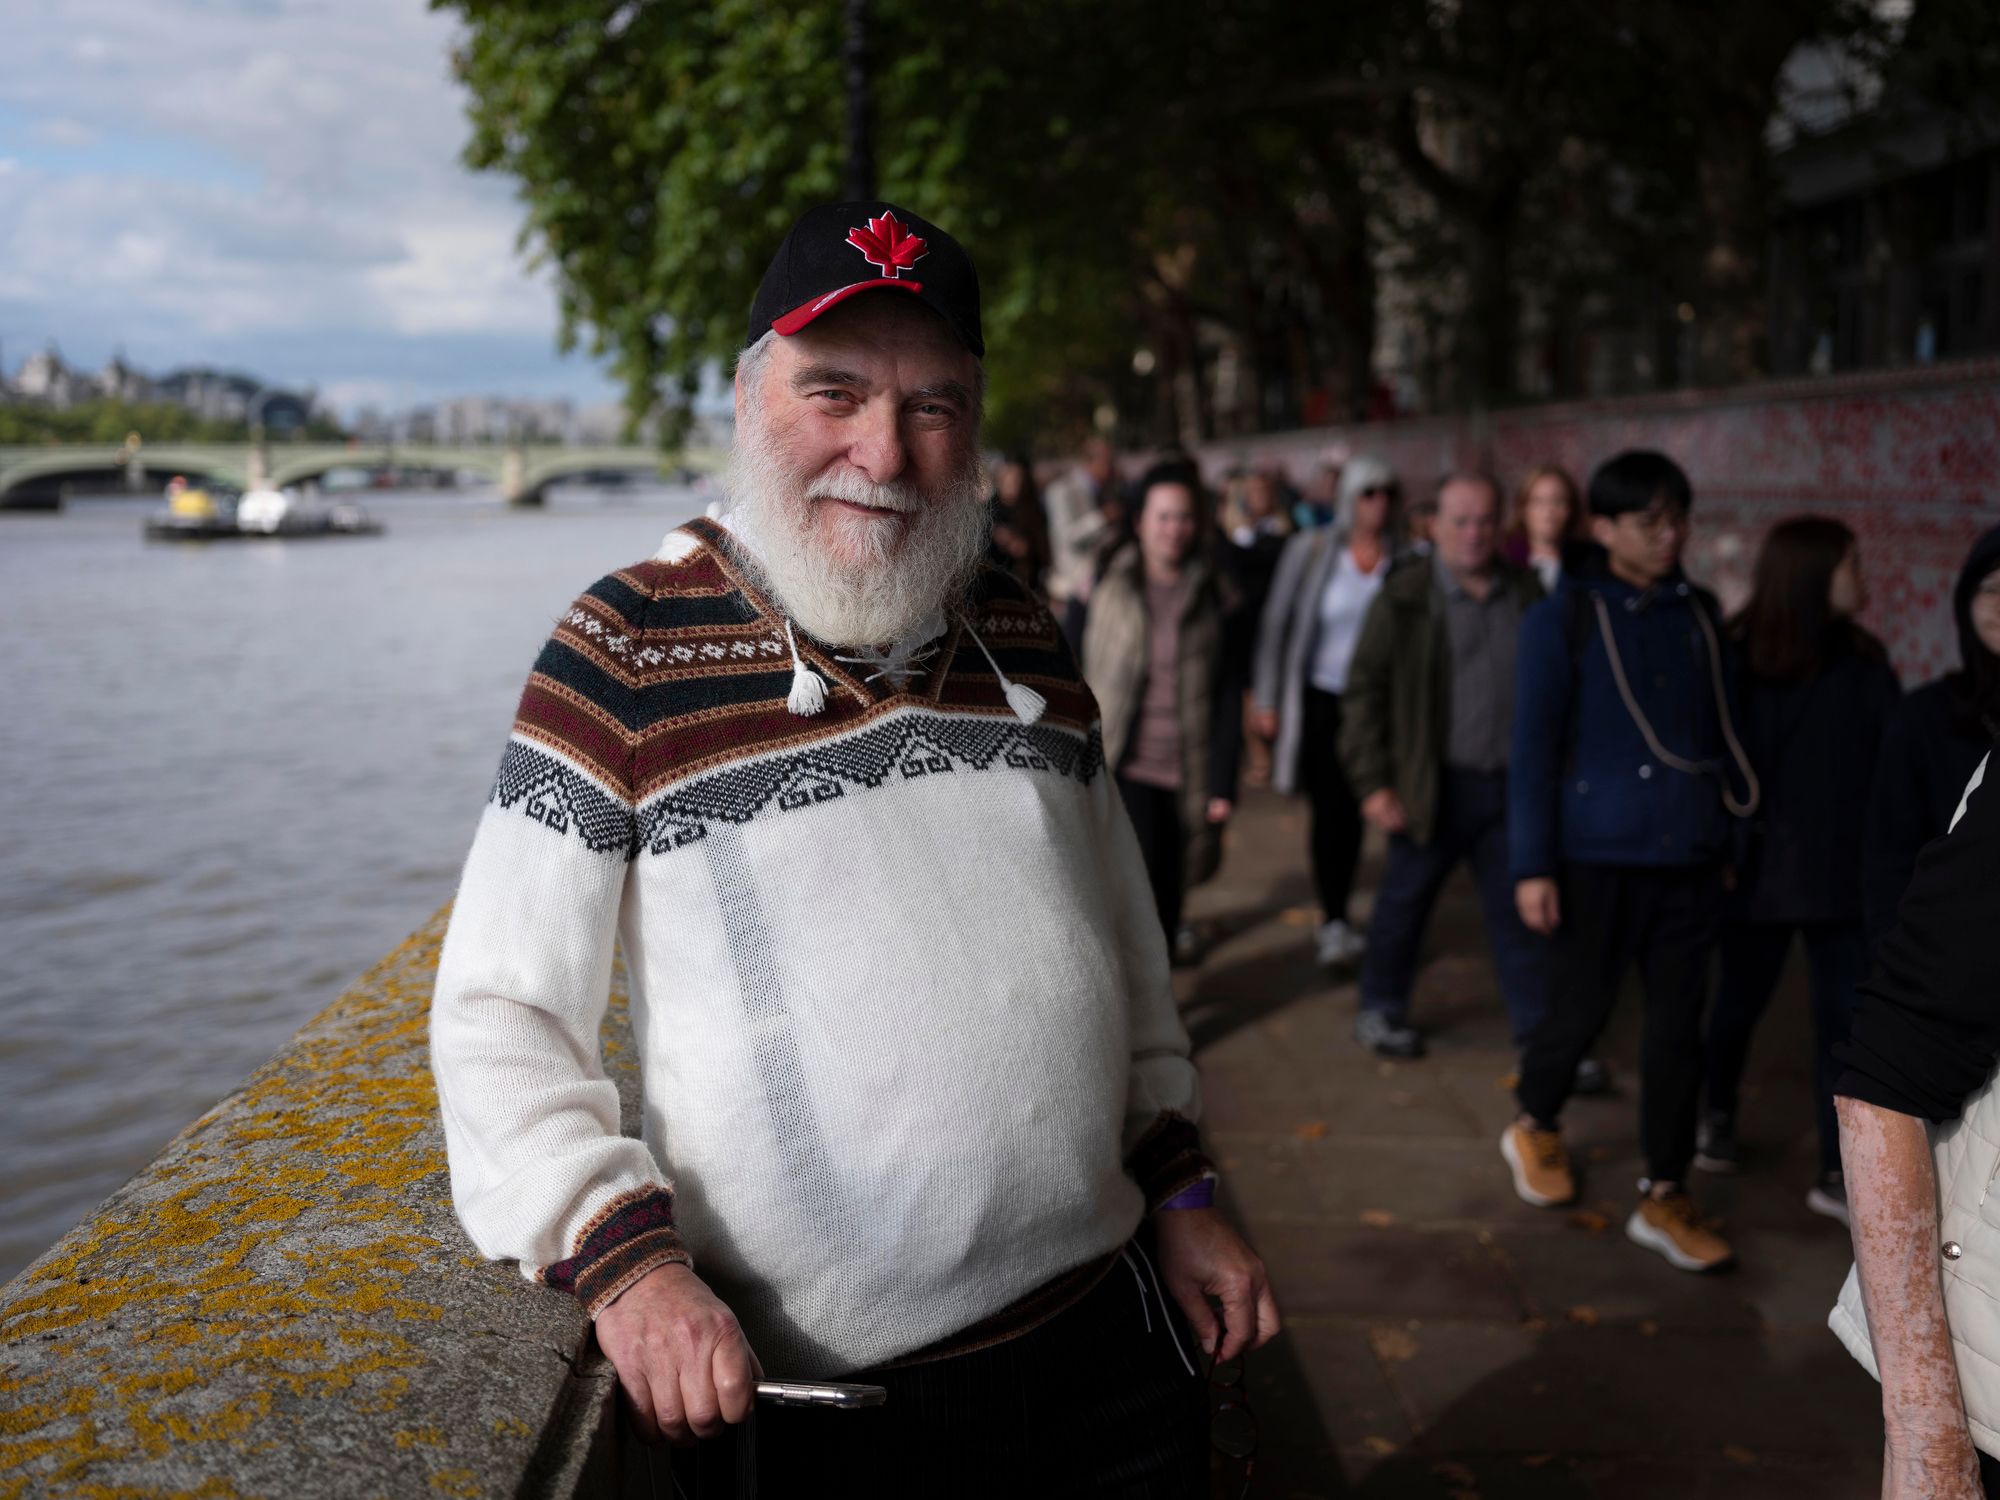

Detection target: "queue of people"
[1032, 430, 1998, 1287]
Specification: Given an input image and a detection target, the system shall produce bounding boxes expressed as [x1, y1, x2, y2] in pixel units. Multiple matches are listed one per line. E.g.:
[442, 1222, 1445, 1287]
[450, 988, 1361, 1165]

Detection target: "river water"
[0, 485, 707, 1283]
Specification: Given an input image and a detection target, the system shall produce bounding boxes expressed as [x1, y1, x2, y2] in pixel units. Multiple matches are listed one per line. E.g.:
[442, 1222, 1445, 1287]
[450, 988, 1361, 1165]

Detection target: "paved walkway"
[1179, 789, 1882, 1498]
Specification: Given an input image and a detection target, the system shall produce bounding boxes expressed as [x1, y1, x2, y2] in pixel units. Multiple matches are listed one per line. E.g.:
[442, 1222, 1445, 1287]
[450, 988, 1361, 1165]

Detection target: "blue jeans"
[1361, 766, 1550, 1043]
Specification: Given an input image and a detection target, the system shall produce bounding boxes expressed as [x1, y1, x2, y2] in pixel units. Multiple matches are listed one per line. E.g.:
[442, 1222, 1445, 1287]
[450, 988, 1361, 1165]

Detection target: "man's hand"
[1153, 1207, 1280, 1363]
[594, 1262, 762, 1445]
[1360, 788, 1407, 834]
[1516, 877, 1561, 935]
[1250, 707, 1279, 742]
[1206, 797, 1234, 825]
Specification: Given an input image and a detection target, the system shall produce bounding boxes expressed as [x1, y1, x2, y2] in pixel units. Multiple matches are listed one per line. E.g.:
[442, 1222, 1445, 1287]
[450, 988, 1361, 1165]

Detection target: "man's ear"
[1588, 514, 1615, 548]
[733, 366, 746, 425]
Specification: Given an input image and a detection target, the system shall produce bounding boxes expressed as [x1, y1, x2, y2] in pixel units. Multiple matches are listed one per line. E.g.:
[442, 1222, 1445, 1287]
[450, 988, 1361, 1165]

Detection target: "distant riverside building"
[0, 346, 321, 435]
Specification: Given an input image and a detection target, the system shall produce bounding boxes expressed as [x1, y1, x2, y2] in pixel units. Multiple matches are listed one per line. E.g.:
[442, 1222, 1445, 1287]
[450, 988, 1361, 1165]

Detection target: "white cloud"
[0, 0, 616, 410]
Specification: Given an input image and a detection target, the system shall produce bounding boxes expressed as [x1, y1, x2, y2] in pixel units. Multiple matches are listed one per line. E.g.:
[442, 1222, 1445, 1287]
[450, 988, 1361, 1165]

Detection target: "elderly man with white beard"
[428, 202, 1277, 1496]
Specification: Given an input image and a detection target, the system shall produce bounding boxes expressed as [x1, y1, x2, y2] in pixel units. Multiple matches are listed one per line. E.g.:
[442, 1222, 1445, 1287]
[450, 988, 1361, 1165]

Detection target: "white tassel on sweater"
[965, 621, 1046, 725]
[784, 619, 827, 717]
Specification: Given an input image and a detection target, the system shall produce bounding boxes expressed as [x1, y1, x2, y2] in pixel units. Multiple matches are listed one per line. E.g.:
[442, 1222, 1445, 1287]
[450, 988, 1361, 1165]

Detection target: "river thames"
[0, 485, 706, 1282]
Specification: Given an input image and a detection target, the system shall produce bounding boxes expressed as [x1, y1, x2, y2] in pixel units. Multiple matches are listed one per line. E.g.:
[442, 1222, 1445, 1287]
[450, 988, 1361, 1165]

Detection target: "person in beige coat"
[1082, 461, 1246, 952]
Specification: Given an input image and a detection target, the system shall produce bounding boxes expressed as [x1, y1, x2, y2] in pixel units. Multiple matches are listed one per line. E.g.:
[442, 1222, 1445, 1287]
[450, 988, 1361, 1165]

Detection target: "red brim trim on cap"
[769, 278, 926, 335]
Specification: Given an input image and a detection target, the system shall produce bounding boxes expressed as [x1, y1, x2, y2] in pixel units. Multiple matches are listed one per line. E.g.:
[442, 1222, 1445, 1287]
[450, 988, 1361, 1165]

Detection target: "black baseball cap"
[746, 200, 983, 358]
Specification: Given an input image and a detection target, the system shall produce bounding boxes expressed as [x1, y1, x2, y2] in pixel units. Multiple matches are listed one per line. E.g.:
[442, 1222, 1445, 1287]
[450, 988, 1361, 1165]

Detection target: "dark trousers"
[668, 1235, 1209, 1498]
[1359, 767, 1550, 1043]
[1705, 920, 1864, 1175]
[1300, 685, 1364, 924]
[1517, 863, 1724, 1184]
[1118, 776, 1184, 939]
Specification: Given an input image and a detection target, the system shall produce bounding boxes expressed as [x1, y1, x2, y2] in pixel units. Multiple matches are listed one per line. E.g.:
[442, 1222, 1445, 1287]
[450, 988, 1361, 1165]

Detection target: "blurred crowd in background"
[983, 438, 2000, 1275]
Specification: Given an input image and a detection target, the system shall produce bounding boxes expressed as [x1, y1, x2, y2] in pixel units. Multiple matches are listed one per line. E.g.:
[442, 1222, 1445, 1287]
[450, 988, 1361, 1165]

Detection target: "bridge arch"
[0, 447, 247, 508]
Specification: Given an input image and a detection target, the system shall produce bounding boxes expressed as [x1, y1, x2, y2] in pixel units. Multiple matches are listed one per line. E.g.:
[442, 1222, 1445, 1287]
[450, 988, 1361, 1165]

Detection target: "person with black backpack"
[1499, 450, 1758, 1273]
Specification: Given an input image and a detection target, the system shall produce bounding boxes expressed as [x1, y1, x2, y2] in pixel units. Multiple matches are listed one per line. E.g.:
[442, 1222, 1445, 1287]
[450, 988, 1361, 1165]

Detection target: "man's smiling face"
[728, 294, 991, 646]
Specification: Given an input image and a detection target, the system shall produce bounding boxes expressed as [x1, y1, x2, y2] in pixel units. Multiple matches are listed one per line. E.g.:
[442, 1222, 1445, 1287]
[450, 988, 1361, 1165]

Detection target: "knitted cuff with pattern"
[1126, 1111, 1216, 1213]
[541, 1185, 693, 1318]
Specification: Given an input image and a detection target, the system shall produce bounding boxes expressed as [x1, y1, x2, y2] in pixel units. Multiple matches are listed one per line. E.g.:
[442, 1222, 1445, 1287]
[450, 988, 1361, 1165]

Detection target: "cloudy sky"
[0, 0, 620, 416]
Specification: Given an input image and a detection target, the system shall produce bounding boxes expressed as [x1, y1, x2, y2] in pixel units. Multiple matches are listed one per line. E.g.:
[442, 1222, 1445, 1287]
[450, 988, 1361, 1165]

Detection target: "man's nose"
[843, 404, 908, 484]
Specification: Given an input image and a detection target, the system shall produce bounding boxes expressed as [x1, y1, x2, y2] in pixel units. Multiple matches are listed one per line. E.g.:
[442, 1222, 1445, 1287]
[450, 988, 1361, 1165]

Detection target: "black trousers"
[1516, 862, 1724, 1184]
[667, 1233, 1210, 1498]
[1706, 920, 1864, 1175]
[1118, 775, 1185, 940]
[1300, 685, 1364, 925]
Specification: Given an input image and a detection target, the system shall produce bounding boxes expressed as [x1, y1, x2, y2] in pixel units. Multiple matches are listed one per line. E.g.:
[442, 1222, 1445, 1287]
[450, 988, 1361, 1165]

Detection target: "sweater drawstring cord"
[783, 618, 827, 717]
[963, 619, 1047, 725]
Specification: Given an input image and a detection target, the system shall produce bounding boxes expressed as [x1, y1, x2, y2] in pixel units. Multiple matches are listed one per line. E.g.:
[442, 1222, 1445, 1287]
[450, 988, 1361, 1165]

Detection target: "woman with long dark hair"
[1696, 517, 1900, 1225]
[987, 452, 1052, 594]
[1861, 524, 2000, 946]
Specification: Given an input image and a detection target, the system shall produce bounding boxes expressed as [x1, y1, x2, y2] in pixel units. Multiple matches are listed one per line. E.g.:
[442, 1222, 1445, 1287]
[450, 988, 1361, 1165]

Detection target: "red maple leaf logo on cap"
[846, 212, 929, 278]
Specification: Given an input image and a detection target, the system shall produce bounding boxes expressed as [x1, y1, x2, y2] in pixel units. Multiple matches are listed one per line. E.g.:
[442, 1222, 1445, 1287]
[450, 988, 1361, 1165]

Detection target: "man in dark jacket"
[1338, 473, 1546, 1058]
[1499, 451, 1755, 1275]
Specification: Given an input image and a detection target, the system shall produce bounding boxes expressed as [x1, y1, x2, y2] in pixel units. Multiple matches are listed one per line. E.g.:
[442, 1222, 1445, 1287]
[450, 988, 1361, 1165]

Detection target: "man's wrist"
[1157, 1176, 1216, 1211]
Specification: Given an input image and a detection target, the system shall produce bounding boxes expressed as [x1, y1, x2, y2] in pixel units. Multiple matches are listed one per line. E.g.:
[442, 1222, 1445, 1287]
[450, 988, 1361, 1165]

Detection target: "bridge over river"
[0, 439, 722, 509]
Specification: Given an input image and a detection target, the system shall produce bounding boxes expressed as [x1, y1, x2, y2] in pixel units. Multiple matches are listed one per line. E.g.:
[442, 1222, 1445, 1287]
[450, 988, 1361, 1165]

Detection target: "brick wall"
[1193, 359, 2000, 681]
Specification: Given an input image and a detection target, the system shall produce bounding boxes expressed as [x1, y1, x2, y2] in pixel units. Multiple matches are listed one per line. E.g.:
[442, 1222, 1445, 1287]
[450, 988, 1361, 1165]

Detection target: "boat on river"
[144, 483, 383, 541]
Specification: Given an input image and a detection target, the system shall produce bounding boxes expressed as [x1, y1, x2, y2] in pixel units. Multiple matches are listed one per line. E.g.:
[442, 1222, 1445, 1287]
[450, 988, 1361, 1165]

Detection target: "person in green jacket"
[1337, 473, 1550, 1059]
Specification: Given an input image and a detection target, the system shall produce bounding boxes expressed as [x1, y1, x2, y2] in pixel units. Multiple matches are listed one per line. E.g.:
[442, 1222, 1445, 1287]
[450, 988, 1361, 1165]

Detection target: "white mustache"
[807, 466, 919, 514]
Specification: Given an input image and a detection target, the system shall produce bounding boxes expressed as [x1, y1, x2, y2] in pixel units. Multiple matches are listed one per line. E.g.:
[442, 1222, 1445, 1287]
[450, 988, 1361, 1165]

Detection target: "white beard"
[723, 412, 992, 647]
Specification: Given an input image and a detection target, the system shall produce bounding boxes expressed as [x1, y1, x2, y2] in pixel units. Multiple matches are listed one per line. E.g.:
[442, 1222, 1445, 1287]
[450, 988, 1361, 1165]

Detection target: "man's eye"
[813, 390, 856, 405]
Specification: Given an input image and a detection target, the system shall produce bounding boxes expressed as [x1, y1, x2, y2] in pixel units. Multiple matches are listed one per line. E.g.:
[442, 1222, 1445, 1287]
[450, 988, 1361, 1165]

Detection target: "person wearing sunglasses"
[1250, 456, 1405, 971]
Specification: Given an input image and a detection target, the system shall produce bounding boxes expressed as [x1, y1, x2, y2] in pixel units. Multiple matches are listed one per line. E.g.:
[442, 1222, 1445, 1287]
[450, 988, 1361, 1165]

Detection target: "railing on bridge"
[0, 441, 720, 510]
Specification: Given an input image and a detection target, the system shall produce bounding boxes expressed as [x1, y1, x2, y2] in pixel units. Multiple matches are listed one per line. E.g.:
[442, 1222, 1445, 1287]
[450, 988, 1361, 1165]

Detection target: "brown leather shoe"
[1501, 1120, 1576, 1207]
[1627, 1187, 1735, 1272]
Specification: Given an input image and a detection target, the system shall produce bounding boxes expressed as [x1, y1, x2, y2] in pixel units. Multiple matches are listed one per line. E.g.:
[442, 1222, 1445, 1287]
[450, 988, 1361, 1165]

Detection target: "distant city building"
[0, 347, 319, 435]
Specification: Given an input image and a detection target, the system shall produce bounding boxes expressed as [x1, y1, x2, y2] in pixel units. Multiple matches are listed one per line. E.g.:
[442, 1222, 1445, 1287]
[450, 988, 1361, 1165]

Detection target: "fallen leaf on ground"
[1369, 1327, 1420, 1362]
[1520, 1316, 1550, 1334]
[1566, 1209, 1610, 1234]
[1280, 906, 1317, 927]
[1723, 1445, 1757, 1466]
[1294, 1120, 1329, 1140]
[1565, 1305, 1601, 1326]
[1360, 1435, 1399, 1456]
[1359, 1209, 1396, 1228]
[1496, 1071, 1520, 1089]
[1638, 1319, 1660, 1337]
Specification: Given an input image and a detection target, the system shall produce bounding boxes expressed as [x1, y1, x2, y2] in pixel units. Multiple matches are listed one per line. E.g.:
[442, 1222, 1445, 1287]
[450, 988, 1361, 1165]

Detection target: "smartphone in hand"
[754, 1380, 886, 1409]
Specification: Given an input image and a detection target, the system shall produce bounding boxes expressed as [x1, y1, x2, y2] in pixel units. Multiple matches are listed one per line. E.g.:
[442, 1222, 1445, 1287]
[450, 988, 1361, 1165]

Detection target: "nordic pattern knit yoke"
[429, 517, 1212, 1378]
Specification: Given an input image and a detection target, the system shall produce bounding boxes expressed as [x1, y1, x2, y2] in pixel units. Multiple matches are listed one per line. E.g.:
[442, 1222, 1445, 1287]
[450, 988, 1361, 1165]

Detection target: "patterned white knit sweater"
[429, 517, 1211, 1377]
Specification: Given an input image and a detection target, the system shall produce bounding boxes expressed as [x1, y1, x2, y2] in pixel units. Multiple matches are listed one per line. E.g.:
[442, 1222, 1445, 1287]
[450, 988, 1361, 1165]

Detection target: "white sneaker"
[1316, 919, 1366, 967]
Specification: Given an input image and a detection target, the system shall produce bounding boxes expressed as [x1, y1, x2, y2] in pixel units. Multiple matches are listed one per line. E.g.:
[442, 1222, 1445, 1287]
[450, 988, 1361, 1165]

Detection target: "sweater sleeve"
[1836, 755, 2000, 1122]
[429, 582, 690, 1317]
[1508, 594, 1572, 881]
[1089, 745, 1214, 1208]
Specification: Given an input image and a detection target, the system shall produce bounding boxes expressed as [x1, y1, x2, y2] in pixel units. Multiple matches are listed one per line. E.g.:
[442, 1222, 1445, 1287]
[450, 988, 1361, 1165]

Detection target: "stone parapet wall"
[1194, 358, 2000, 681]
[0, 910, 651, 1500]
